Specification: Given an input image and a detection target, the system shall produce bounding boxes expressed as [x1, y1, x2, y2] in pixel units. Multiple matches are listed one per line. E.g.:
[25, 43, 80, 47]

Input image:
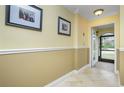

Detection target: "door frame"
[89, 22, 117, 73]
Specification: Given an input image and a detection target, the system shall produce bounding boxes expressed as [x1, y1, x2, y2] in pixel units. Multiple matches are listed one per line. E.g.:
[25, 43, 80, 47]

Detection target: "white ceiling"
[64, 5, 119, 20]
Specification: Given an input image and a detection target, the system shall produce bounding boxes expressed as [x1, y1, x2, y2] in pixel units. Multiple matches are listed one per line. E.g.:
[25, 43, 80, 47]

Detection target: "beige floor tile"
[56, 62, 120, 87]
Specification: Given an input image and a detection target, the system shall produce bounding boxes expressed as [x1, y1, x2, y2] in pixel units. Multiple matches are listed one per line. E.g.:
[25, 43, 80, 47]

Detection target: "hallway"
[0, 5, 123, 87]
[56, 62, 120, 87]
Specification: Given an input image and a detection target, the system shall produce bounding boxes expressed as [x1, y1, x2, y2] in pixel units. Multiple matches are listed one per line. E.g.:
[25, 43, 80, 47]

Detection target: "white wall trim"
[45, 64, 89, 87]
[119, 48, 124, 51]
[45, 70, 76, 87]
[0, 47, 73, 55]
[0, 47, 89, 55]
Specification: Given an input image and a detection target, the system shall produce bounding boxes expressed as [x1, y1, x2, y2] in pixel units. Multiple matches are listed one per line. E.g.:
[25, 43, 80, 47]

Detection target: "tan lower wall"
[0, 49, 75, 87]
[119, 51, 124, 85]
[75, 48, 89, 70]
[0, 48, 89, 87]
[117, 49, 120, 71]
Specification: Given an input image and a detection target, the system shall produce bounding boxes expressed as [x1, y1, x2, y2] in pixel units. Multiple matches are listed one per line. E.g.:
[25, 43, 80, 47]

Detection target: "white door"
[91, 29, 99, 67]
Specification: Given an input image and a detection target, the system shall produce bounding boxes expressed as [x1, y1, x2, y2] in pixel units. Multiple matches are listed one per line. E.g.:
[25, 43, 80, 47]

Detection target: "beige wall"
[119, 51, 124, 85]
[73, 14, 89, 70]
[117, 49, 120, 71]
[0, 5, 89, 86]
[119, 5, 124, 85]
[75, 48, 89, 70]
[0, 49, 75, 86]
[79, 15, 89, 47]
[1, 5, 121, 86]
[120, 6, 124, 48]
[0, 5, 75, 49]
[74, 14, 89, 48]
[0, 48, 89, 87]
[97, 28, 114, 37]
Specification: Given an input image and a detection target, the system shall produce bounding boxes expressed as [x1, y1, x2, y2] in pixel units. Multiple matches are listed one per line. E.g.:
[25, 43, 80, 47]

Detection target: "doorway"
[90, 23, 117, 73]
[99, 34, 115, 63]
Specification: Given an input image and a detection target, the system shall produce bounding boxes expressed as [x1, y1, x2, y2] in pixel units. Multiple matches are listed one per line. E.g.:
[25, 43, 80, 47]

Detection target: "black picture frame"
[58, 17, 71, 36]
[5, 5, 43, 31]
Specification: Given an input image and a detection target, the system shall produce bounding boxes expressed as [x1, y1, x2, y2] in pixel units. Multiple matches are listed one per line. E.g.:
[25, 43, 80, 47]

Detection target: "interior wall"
[119, 5, 124, 85]
[0, 5, 76, 86]
[0, 5, 120, 86]
[77, 14, 89, 48]
[0, 49, 74, 86]
[0, 5, 75, 49]
[0, 5, 89, 86]
[97, 27, 114, 37]
[74, 14, 89, 69]
[73, 14, 89, 48]
[75, 48, 89, 70]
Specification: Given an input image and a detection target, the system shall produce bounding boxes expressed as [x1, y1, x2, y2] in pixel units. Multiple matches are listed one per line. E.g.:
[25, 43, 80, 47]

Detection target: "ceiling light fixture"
[93, 9, 104, 16]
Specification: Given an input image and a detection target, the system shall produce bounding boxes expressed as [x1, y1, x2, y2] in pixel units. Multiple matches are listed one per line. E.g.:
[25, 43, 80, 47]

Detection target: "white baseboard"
[45, 70, 76, 87]
[45, 64, 90, 87]
[77, 64, 90, 73]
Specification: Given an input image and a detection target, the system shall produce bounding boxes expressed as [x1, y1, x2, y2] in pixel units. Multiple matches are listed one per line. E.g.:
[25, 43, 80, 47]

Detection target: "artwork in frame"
[5, 5, 43, 31]
[58, 17, 71, 36]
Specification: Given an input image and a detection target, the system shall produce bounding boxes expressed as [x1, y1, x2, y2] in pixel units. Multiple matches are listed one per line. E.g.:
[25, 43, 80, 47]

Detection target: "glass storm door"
[91, 30, 99, 67]
[99, 35, 115, 63]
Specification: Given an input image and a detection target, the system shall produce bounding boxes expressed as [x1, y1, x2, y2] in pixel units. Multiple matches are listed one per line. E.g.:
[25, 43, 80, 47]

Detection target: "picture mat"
[9, 5, 41, 28]
[59, 19, 70, 34]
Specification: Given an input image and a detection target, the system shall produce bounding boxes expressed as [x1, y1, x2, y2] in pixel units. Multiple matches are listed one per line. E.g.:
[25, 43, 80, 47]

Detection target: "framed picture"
[5, 5, 43, 31]
[58, 17, 71, 36]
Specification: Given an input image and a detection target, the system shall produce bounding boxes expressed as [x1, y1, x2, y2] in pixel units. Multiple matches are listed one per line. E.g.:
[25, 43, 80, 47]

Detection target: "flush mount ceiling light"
[93, 9, 104, 16]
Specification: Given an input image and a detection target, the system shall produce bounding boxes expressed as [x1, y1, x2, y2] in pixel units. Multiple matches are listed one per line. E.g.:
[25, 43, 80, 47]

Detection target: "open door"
[99, 34, 115, 63]
[91, 28, 99, 67]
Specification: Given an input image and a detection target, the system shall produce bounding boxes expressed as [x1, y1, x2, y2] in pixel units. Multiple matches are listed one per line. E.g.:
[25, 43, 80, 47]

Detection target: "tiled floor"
[56, 62, 120, 87]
